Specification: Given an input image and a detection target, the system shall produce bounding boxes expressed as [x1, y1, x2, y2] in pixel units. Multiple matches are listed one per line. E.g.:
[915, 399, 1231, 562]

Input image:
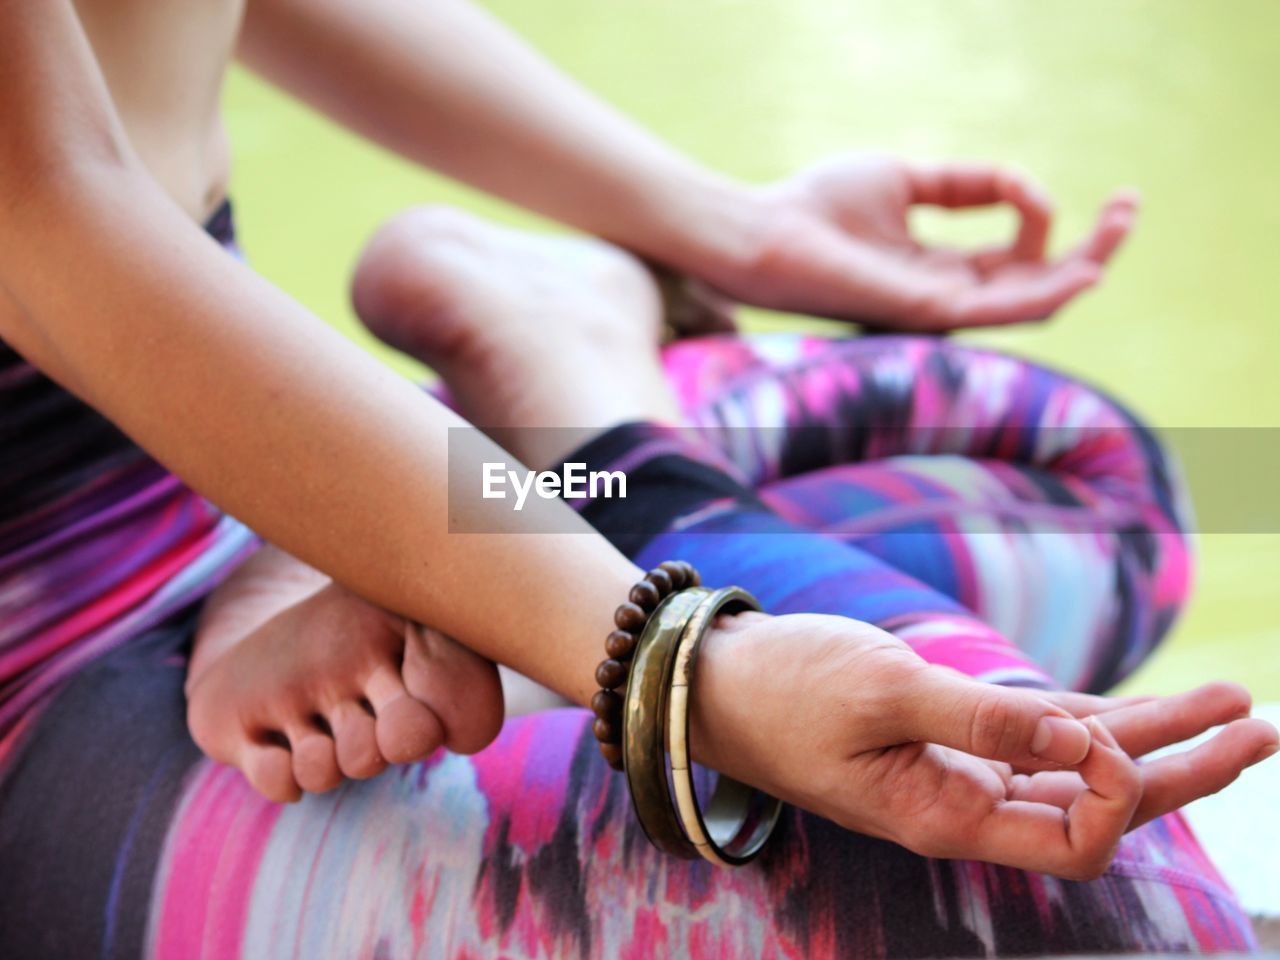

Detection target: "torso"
[73, 0, 246, 221]
[0, 0, 260, 741]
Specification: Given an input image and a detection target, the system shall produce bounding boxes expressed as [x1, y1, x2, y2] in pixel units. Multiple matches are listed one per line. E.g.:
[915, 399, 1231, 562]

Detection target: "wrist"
[626, 169, 768, 286]
[687, 609, 771, 779]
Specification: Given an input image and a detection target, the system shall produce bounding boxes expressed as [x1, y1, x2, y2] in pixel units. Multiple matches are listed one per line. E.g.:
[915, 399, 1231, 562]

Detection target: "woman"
[0, 0, 1273, 956]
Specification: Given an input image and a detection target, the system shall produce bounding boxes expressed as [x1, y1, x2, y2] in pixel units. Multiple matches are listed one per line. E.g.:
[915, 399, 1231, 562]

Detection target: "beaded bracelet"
[591, 560, 701, 770]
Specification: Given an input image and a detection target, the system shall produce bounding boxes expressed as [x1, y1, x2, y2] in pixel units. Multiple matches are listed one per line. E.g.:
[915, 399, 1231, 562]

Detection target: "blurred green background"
[223, 0, 1279, 700]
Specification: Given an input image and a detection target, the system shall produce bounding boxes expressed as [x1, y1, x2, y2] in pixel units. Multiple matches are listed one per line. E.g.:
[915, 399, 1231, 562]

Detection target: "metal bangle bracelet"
[621, 587, 710, 859]
[666, 586, 783, 866]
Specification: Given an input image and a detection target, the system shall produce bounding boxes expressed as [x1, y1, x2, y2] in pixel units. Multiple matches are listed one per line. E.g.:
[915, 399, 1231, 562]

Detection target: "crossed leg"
[660, 331, 1192, 691]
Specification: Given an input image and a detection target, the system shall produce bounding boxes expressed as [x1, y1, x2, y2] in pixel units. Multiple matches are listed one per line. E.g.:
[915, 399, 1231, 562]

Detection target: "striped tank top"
[0, 203, 259, 753]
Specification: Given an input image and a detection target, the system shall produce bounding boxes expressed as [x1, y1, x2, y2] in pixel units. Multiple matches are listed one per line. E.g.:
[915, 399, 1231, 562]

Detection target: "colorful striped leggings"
[0, 334, 1251, 958]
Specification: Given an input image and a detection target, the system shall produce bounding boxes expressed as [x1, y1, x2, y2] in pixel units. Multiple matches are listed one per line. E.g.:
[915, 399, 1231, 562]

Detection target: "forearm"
[0, 165, 636, 708]
[238, 0, 759, 274]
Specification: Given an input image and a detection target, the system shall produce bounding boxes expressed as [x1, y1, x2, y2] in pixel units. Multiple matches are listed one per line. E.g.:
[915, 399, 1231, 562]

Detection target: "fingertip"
[1252, 742, 1280, 765]
[1108, 203, 1137, 231]
[1108, 205, 1137, 238]
[1054, 259, 1101, 299]
[1010, 176, 1055, 216]
[1027, 180, 1056, 217]
[1196, 718, 1277, 777]
[1199, 680, 1253, 720]
[1110, 187, 1142, 211]
[1085, 713, 1122, 752]
[1248, 716, 1280, 751]
[1079, 715, 1142, 807]
[1031, 715, 1091, 765]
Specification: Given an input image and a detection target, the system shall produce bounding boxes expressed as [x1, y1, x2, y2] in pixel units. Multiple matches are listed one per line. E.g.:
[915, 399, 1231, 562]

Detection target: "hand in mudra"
[692, 612, 1278, 880]
[706, 153, 1138, 331]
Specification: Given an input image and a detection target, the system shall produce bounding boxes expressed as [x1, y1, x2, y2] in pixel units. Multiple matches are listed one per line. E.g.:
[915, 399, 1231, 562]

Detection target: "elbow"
[0, 143, 140, 365]
[0, 99, 140, 228]
[0, 149, 145, 296]
[3, 148, 133, 224]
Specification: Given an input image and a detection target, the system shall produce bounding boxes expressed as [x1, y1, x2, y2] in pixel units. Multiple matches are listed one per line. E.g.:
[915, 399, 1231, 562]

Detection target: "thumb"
[903, 668, 1092, 766]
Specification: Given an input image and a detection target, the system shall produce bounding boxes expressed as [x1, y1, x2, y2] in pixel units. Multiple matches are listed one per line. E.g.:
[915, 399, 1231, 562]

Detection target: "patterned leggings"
[0, 335, 1251, 959]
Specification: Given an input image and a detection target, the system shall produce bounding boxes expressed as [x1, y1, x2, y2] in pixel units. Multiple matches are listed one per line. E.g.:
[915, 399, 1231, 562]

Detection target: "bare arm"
[0, 0, 635, 710]
[237, 0, 1136, 330]
[237, 0, 755, 274]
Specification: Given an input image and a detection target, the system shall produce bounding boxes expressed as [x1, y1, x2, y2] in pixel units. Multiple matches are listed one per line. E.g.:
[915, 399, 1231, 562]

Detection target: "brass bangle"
[667, 587, 782, 866]
[621, 586, 710, 859]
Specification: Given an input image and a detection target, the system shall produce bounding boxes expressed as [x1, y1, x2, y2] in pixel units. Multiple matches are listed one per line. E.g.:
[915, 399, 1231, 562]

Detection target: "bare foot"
[351, 205, 681, 467]
[352, 206, 691, 714]
[188, 212, 673, 788]
[186, 550, 503, 802]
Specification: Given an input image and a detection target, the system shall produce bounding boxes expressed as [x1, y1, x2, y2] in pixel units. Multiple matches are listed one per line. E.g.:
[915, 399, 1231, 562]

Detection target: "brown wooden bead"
[594, 658, 628, 690]
[592, 716, 619, 743]
[644, 568, 673, 595]
[590, 689, 622, 720]
[598, 741, 624, 770]
[667, 560, 698, 587]
[658, 560, 687, 589]
[596, 560, 703, 776]
[614, 602, 648, 632]
[599, 688, 623, 720]
[605, 629, 637, 660]
[628, 580, 662, 611]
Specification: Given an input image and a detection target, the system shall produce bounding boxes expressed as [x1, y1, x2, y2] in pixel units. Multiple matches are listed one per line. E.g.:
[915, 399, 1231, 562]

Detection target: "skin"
[0, 0, 1274, 879]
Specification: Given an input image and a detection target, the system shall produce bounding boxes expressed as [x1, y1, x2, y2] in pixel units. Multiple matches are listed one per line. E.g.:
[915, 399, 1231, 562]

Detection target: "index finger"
[1040, 681, 1250, 759]
[906, 162, 1055, 262]
[917, 257, 1099, 330]
[964, 718, 1141, 879]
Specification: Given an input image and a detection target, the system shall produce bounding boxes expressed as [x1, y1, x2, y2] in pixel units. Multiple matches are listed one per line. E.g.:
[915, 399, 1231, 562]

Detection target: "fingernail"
[1252, 743, 1279, 765]
[1032, 716, 1092, 764]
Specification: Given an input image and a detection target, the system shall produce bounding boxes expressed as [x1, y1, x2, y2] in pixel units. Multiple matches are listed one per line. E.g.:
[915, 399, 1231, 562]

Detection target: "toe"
[287, 719, 343, 794]
[366, 664, 445, 764]
[402, 623, 504, 754]
[329, 699, 387, 780]
[240, 737, 302, 803]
